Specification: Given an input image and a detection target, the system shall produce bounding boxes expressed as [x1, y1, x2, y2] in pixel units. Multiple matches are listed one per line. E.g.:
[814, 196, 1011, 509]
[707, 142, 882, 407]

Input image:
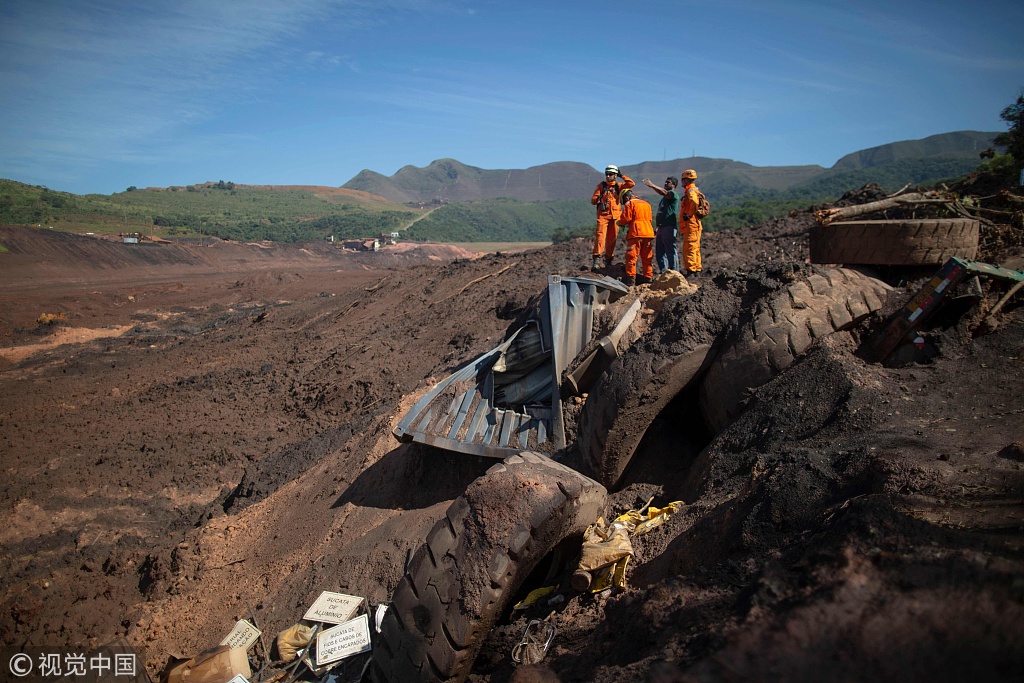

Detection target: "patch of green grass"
[406, 198, 593, 242]
[0, 178, 420, 242]
[0, 243, 8, 253]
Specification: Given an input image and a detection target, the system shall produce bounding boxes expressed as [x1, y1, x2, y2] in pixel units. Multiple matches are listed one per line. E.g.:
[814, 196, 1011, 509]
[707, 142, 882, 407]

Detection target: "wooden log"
[997, 190, 1024, 206]
[814, 192, 944, 225]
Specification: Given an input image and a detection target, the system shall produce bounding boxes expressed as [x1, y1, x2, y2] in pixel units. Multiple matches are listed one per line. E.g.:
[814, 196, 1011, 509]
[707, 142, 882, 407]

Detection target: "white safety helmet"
[605, 165, 619, 175]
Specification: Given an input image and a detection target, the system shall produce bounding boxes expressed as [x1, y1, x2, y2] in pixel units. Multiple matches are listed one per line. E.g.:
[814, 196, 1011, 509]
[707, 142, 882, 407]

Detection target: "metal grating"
[392, 274, 629, 458]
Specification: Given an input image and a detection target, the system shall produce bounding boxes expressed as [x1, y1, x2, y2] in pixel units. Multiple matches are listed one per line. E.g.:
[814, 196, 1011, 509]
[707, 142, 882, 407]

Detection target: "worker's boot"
[591, 256, 601, 271]
[604, 257, 614, 269]
[621, 274, 635, 287]
[636, 274, 652, 286]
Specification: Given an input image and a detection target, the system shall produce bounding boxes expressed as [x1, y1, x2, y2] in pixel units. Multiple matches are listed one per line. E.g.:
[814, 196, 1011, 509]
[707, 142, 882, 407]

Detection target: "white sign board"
[315, 614, 372, 665]
[303, 591, 364, 625]
[226, 676, 250, 683]
[220, 619, 261, 651]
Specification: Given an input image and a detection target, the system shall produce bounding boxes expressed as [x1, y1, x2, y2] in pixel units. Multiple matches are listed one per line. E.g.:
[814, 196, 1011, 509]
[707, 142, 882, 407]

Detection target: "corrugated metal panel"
[392, 274, 630, 459]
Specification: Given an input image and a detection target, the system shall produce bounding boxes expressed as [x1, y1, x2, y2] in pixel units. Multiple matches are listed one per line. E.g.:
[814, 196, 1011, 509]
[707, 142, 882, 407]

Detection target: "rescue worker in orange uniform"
[615, 188, 654, 286]
[590, 165, 635, 271]
[678, 169, 703, 276]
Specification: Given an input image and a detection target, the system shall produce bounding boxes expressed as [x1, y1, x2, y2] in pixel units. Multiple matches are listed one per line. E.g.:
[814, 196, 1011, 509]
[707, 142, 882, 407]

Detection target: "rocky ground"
[1, 184, 1023, 683]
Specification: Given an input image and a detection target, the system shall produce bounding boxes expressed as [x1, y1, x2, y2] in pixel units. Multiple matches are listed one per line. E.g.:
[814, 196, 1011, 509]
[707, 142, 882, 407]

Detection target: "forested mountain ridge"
[343, 130, 999, 204]
[0, 130, 1001, 242]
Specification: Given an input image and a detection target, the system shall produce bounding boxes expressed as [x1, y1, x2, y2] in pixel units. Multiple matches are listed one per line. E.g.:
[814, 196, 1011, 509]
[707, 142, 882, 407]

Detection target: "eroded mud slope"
[1, 200, 1023, 683]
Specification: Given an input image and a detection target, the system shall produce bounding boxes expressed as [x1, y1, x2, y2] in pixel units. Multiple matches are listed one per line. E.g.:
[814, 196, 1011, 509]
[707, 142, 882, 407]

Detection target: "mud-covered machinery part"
[809, 219, 980, 265]
[578, 343, 715, 490]
[370, 452, 607, 683]
[699, 267, 891, 433]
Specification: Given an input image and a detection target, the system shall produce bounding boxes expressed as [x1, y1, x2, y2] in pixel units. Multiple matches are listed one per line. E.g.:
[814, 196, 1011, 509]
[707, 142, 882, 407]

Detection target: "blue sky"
[1, 0, 1022, 196]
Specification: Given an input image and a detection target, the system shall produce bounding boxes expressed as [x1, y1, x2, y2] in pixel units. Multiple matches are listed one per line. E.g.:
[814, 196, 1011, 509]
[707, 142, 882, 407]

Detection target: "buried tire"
[575, 282, 741, 491]
[809, 219, 980, 265]
[699, 266, 891, 432]
[579, 343, 715, 490]
[370, 451, 607, 683]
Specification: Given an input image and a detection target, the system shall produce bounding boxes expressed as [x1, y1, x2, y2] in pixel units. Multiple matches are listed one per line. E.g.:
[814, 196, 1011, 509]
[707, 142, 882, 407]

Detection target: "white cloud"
[0, 0, 462, 181]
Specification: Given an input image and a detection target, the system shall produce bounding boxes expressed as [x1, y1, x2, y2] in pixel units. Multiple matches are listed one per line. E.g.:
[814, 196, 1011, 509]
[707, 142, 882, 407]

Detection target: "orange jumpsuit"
[616, 196, 654, 279]
[590, 175, 635, 260]
[679, 182, 703, 273]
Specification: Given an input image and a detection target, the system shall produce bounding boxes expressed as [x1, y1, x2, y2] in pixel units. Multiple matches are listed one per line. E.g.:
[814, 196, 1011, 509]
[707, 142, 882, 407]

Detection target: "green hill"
[0, 180, 418, 242]
[829, 130, 996, 171]
[403, 198, 593, 242]
[622, 158, 825, 198]
[1, 130, 1003, 243]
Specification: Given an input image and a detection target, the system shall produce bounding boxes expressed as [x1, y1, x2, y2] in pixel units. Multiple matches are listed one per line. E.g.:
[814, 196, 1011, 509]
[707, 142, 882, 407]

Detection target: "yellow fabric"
[617, 502, 684, 535]
[513, 586, 556, 610]
[588, 555, 630, 592]
[275, 623, 315, 663]
[576, 501, 685, 593]
[577, 518, 633, 573]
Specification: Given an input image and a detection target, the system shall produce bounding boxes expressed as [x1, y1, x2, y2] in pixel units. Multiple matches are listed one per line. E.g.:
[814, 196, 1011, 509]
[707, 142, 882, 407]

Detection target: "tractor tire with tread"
[809, 218, 979, 265]
[370, 451, 607, 683]
[699, 266, 891, 432]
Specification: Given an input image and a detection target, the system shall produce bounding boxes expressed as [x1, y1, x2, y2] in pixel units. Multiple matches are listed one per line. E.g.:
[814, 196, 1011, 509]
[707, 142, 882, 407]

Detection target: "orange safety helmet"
[682, 169, 698, 180]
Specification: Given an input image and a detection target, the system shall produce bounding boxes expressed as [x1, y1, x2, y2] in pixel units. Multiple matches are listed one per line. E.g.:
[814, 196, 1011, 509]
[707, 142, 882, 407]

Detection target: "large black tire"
[370, 452, 607, 683]
[579, 343, 714, 490]
[573, 283, 740, 491]
[809, 219, 979, 265]
[699, 267, 891, 432]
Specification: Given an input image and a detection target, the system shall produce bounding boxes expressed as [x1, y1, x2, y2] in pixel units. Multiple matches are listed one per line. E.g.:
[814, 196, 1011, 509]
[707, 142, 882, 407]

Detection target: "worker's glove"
[616, 172, 623, 178]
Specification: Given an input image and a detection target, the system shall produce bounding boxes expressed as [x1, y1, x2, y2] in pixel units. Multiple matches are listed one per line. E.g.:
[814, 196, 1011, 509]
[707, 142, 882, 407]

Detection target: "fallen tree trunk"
[814, 191, 945, 225]
[949, 201, 997, 227]
[997, 190, 1024, 206]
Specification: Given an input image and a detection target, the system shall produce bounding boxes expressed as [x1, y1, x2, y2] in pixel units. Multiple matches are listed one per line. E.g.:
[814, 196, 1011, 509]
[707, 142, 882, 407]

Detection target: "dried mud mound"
[0, 232, 596, 671]
[1, 208, 1023, 683]
[490, 317, 1024, 682]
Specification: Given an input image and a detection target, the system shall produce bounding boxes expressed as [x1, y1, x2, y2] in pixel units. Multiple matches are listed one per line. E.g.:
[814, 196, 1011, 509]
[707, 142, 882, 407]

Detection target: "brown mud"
[1, 191, 1023, 683]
